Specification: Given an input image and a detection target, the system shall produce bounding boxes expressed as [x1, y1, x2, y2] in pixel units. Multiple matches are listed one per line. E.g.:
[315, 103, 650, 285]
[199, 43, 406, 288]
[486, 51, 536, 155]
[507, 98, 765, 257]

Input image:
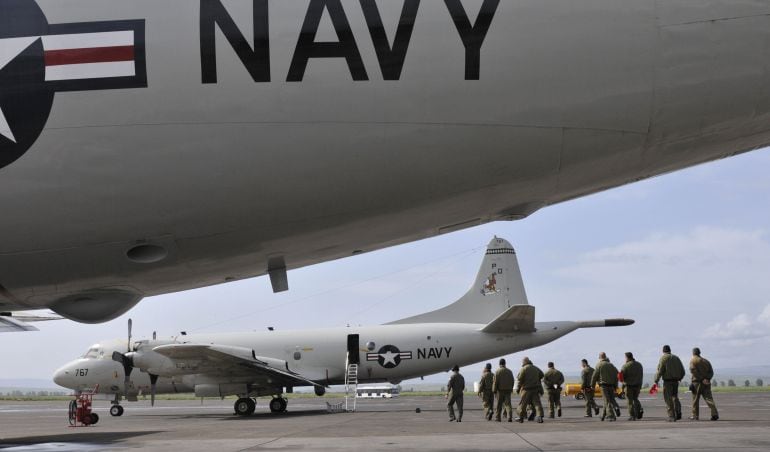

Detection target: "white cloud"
[551, 227, 770, 308]
[534, 226, 770, 369]
[759, 305, 770, 327]
[704, 304, 770, 344]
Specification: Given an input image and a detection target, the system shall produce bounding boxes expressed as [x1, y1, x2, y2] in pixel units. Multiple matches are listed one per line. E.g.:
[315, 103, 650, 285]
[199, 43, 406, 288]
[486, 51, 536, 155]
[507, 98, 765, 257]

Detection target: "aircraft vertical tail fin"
[388, 237, 529, 325]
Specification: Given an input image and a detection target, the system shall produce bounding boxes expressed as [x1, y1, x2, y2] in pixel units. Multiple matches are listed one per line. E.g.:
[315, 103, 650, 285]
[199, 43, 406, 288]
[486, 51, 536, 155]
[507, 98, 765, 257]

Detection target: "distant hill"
[0, 378, 59, 389]
[717, 365, 770, 378]
[0, 378, 66, 395]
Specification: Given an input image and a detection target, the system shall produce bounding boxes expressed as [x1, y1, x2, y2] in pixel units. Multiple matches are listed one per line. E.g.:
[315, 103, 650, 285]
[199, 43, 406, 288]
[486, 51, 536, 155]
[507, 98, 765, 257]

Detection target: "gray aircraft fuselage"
[2, 0, 769, 321]
[54, 320, 585, 396]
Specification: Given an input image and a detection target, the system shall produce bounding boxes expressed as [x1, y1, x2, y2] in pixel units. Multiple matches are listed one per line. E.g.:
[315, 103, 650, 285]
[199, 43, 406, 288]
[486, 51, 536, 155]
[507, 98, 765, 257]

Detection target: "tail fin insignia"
[482, 273, 499, 295]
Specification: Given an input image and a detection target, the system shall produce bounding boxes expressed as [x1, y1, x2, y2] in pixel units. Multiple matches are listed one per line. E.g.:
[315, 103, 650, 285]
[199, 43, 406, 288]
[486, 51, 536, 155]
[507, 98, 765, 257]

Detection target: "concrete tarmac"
[1, 392, 769, 451]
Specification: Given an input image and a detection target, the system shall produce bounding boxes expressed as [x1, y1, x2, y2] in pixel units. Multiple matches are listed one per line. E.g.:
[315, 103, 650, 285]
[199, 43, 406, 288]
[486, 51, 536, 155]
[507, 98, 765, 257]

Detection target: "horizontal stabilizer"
[0, 311, 62, 332]
[481, 305, 535, 333]
[0, 316, 38, 333]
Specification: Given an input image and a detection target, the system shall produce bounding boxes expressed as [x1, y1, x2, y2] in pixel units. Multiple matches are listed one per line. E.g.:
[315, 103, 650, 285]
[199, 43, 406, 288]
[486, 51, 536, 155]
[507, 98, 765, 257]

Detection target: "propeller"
[149, 374, 159, 406]
[128, 318, 133, 352]
[111, 318, 134, 396]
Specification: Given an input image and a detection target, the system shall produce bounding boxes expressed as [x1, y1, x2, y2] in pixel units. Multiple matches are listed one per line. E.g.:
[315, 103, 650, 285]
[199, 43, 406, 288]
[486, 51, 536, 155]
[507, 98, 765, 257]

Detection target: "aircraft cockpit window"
[82, 347, 99, 359]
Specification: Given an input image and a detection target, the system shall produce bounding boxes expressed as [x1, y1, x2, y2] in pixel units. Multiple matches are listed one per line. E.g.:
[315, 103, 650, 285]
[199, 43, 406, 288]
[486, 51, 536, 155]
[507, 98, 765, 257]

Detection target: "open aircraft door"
[347, 334, 359, 365]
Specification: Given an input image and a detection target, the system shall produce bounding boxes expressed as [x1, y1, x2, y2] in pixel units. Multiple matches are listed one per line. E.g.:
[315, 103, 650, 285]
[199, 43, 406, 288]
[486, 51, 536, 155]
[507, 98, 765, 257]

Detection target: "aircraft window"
[366, 341, 375, 351]
[82, 347, 99, 359]
[293, 351, 301, 360]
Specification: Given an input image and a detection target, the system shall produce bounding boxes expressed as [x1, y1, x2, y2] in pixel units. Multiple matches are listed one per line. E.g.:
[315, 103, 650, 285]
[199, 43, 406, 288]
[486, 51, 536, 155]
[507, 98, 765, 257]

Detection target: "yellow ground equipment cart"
[563, 384, 625, 400]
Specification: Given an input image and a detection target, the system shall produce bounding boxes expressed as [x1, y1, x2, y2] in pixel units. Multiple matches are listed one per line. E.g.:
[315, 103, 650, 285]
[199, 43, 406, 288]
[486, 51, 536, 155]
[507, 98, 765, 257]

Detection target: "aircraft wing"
[152, 344, 325, 388]
[0, 311, 63, 333]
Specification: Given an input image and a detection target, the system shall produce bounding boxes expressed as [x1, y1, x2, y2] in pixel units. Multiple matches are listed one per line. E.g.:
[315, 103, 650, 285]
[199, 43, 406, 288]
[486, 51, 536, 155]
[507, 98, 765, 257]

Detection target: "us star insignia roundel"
[0, 0, 147, 170]
[367, 345, 413, 369]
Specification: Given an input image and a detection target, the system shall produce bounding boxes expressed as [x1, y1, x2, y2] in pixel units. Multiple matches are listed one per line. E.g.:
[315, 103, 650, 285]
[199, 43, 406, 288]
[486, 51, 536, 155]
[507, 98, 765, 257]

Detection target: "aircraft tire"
[279, 397, 287, 412]
[68, 400, 77, 425]
[90, 413, 99, 424]
[269, 397, 283, 413]
[110, 405, 124, 417]
[234, 398, 255, 416]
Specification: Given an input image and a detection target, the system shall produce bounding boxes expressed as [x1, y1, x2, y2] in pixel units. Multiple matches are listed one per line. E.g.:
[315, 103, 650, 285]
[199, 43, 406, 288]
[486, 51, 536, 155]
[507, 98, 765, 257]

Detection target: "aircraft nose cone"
[53, 365, 72, 388]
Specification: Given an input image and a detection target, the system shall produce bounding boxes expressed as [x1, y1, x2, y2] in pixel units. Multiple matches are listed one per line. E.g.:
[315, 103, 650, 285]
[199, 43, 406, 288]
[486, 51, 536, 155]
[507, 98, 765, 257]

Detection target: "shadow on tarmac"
[0, 430, 162, 447]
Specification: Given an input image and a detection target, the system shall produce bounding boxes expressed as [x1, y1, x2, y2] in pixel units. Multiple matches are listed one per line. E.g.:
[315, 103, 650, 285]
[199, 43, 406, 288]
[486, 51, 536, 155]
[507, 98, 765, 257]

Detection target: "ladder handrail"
[344, 351, 358, 412]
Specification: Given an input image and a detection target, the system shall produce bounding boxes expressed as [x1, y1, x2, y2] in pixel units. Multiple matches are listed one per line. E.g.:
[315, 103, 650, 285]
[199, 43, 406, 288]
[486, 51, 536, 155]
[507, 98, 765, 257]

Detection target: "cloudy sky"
[2, 149, 769, 384]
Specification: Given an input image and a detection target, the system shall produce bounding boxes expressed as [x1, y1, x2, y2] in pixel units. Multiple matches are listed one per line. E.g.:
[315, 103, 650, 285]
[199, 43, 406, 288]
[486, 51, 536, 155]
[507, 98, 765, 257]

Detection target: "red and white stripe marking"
[41, 30, 136, 81]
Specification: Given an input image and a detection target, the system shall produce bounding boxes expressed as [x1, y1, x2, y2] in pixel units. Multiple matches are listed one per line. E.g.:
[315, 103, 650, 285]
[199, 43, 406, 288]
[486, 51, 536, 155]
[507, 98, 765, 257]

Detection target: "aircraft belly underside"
[1, 0, 770, 320]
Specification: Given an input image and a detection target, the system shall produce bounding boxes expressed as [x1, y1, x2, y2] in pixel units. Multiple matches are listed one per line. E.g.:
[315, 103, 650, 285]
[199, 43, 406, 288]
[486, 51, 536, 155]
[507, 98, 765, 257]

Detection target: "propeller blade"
[112, 351, 134, 396]
[149, 374, 159, 407]
[111, 350, 124, 364]
[127, 318, 133, 352]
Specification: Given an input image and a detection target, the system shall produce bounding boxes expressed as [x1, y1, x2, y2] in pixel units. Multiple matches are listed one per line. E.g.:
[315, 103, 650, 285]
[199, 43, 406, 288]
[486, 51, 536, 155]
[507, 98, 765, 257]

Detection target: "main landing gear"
[269, 397, 288, 413]
[233, 397, 288, 416]
[110, 405, 125, 417]
[234, 397, 256, 416]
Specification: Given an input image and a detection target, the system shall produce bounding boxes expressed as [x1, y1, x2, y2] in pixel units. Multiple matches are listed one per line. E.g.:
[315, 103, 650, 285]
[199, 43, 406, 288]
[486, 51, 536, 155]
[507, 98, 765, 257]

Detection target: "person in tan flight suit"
[689, 347, 719, 421]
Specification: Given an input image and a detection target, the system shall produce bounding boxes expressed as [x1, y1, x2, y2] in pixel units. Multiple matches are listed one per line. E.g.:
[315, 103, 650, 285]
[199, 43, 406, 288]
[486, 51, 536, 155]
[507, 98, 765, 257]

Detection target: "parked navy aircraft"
[53, 237, 633, 416]
[3, 0, 766, 327]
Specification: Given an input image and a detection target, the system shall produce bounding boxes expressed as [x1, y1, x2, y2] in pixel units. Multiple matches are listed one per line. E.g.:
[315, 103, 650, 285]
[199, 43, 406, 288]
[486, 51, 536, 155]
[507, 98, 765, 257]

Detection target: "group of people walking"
[445, 345, 719, 423]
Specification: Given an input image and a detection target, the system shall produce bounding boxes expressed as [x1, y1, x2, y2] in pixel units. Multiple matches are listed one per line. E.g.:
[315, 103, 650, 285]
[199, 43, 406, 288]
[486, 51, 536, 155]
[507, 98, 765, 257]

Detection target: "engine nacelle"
[50, 289, 142, 323]
[128, 349, 177, 376]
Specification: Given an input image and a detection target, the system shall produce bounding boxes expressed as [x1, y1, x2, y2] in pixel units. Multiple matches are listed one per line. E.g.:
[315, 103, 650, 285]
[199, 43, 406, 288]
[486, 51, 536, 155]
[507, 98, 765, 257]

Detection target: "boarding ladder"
[344, 353, 358, 412]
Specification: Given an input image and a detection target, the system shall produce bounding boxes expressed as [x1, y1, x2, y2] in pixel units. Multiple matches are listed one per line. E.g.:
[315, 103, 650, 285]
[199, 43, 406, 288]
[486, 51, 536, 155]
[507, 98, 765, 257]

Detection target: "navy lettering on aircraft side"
[0, 0, 147, 170]
[1, 0, 498, 170]
[200, 0, 500, 83]
[417, 346, 452, 359]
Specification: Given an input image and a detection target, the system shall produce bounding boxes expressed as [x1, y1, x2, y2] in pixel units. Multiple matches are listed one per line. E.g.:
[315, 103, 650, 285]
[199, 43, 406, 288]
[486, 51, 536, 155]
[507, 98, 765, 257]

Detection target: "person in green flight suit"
[542, 362, 565, 418]
[446, 364, 465, 422]
[477, 363, 495, 421]
[581, 359, 600, 417]
[654, 344, 685, 422]
[514, 357, 544, 423]
[591, 352, 620, 421]
[620, 352, 644, 420]
[493, 358, 514, 422]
